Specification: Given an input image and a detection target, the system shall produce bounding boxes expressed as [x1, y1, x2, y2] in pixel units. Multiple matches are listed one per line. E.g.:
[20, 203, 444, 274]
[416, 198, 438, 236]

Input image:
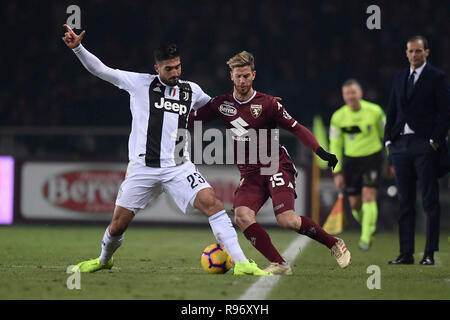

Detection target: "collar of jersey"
[233, 90, 257, 105]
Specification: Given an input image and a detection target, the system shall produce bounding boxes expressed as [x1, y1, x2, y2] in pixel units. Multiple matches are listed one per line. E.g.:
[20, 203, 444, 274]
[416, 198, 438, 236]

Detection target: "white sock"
[99, 226, 124, 265]
[208, 210, 247, 263]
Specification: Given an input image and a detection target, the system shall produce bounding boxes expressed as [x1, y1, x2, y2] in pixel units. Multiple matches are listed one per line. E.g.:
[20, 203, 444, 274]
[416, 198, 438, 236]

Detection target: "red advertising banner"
[20, 161, 307, 224]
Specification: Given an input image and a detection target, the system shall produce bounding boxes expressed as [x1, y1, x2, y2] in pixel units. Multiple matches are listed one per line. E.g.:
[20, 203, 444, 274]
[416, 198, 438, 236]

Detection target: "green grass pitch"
[0, 225, 449, 300]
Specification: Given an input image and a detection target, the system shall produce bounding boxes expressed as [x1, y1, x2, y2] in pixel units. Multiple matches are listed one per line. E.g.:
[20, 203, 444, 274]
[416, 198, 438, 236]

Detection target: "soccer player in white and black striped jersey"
[62, 24, 270, 275]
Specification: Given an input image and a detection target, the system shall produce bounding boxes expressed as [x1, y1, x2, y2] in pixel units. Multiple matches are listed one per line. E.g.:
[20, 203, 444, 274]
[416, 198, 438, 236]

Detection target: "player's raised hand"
[62, 24, 86, 49]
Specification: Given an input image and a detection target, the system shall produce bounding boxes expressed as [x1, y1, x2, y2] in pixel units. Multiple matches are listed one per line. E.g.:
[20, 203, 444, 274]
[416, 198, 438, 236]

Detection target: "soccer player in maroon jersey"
[188, 51, 351, 274]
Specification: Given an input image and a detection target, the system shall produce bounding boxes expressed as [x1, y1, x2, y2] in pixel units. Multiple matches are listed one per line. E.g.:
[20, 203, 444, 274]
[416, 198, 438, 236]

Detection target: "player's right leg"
[232, 175, 290, 274]
[234, 206, 291, 274]
[72, 162, 156, 273]
[72, 205, 134, 273]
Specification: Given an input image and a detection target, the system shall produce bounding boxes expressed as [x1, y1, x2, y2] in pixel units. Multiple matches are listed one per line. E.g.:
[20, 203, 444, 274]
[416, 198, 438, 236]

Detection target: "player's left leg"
[273, 194, 351, 269]
[275, 207, 337, 250]
[194, 190, 272, 275]
[267, 167, 349, 268]
[164, 162, 271, 276]
[193, 188, 246, 264]
[269, 167, 338, 250]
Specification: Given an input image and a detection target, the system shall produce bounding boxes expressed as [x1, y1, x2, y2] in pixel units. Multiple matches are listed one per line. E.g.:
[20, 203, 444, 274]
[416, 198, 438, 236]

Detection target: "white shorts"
[115, 161, 211, 214]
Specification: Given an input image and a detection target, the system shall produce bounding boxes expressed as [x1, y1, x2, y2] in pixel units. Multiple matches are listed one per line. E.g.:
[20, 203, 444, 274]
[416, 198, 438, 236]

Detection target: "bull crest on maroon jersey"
[250, 104, 263, 118]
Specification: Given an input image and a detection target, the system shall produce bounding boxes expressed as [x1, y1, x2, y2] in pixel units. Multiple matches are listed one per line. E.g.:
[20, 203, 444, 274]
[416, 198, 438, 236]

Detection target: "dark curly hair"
[154, 43, 180, 63]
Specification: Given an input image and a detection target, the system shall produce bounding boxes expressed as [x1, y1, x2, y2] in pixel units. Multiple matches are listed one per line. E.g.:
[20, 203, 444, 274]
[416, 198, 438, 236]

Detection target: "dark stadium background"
[1, 0, 449, 230]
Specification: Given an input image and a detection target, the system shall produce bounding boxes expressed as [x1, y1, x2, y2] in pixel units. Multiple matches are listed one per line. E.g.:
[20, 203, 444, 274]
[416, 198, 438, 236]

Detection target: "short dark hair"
[154, 43, 180, 63]
[407, 35, 429, 50]
[342, 79, 362, 89]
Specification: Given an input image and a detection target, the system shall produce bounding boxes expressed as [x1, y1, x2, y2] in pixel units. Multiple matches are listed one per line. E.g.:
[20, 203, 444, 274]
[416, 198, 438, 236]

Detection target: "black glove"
[315, 147, 338, 170]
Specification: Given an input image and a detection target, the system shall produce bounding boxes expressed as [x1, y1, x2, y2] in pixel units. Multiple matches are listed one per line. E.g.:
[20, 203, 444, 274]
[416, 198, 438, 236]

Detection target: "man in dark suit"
[385, 35, 450, 266]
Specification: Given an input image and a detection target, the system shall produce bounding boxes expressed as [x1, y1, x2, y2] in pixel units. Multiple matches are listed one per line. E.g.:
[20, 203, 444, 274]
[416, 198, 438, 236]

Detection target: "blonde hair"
[226, 51, 255, 70]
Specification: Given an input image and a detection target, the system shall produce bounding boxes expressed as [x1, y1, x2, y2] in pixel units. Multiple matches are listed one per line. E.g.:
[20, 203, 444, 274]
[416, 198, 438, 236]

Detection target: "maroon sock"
[297, 216, 338, 249]
[243, 223, 285, 264]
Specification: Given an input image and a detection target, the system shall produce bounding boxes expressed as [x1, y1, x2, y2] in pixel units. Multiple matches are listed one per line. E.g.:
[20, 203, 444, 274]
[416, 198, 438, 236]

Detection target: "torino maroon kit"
[189, 91, 320, 215]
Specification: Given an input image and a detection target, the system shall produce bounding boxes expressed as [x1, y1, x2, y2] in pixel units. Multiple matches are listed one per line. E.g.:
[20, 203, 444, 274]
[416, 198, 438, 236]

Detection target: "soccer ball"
[201, 243, 233, 274]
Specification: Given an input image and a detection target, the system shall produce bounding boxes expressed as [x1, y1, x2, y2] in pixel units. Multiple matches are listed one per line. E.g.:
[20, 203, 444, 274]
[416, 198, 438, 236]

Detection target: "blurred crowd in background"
[1, 0, 450, 158]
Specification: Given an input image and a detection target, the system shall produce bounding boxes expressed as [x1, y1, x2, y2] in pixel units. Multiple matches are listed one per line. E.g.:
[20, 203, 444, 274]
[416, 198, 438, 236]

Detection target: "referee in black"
[385, 35, 450, 265]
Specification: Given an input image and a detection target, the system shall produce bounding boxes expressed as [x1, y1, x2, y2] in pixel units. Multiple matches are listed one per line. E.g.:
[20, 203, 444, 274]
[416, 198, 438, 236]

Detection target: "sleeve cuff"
[72, 44, 84, 54]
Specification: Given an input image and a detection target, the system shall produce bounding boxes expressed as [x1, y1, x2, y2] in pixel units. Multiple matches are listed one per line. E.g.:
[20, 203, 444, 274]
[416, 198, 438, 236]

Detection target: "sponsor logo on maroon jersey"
[250, 104, 263, 118]
[218, 102, 237, 116]
[42, 170, 125, 213]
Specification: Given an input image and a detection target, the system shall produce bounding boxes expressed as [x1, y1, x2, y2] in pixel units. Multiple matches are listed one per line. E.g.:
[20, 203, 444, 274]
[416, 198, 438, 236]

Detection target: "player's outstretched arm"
[288, 120, 338, 170]
[273, 99, 338, 170]
[62, 24, 125, 88]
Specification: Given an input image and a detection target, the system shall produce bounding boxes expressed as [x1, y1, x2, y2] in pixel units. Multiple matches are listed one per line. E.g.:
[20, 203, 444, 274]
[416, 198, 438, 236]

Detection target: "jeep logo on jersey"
[154, 97, 188, 116]
[250, 104, 262, 118]
[218, 102, 237, 116]
[43, 170, 125, 213]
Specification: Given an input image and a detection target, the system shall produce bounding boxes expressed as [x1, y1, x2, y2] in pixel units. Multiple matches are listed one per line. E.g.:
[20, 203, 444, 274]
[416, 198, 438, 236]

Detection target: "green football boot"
[71, 257, 113, 273]
[233, 259, 273, 276]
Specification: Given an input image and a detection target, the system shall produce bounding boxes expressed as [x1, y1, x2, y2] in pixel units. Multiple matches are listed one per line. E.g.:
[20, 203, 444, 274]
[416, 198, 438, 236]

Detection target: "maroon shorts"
[233, 166, 298, 216]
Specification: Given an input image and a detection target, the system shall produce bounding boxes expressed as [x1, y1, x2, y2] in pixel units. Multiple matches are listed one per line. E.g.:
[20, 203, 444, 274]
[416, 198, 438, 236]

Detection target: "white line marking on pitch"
[3, 265, 64, 269]
[238, 235, 311, 300]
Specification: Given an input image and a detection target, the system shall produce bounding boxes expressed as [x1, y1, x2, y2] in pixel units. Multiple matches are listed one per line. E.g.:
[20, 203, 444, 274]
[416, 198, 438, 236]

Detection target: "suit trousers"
[390, 134, 441, 255]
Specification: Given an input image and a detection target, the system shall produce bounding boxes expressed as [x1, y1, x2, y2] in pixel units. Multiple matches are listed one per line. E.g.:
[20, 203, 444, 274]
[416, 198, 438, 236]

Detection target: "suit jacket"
[384, 63, 450, 176]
